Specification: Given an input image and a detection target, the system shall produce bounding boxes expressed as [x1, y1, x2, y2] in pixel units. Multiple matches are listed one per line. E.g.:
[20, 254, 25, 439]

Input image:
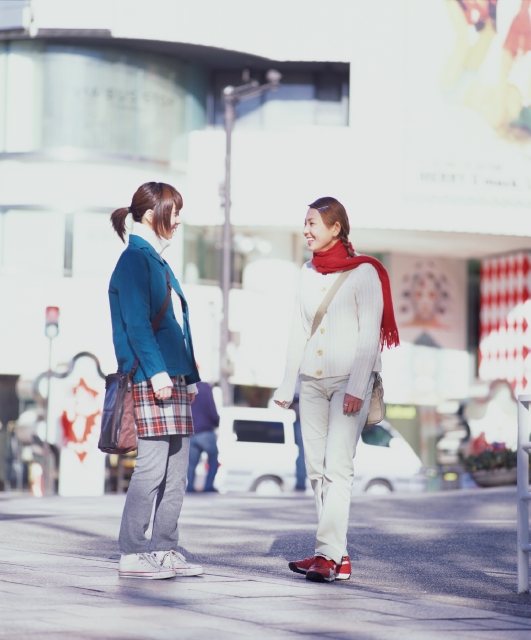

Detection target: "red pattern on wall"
[479, 252, 531, 395]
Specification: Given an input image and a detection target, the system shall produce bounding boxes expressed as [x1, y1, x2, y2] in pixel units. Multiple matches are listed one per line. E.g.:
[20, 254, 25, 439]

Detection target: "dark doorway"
[0, 375, 19, 490]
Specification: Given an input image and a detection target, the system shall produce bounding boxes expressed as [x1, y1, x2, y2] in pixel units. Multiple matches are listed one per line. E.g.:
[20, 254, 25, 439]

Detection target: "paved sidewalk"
[0, 488, 530, 639]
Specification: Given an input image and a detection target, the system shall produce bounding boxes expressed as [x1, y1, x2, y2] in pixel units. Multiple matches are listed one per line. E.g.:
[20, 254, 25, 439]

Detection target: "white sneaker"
[119, 553, 176, 579]
[152, 550, 204, 577]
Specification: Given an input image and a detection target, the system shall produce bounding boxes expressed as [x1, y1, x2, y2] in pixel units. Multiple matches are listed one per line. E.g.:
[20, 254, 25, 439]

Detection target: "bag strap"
[151, 270, 172, 333]
[130, 270, 172, 376]
[310, 271, 350, 338]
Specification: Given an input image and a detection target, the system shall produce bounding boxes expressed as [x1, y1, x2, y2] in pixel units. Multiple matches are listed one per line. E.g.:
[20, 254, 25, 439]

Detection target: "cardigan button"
[317, 350, 323, 356]
[316, 370, 322, 376]
[320, 328, 325, 334]
[321, 287, 326, 292]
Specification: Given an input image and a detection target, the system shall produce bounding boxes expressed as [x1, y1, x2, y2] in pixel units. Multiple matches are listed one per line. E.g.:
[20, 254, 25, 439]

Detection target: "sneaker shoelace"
[159, 550, 187, 568]
[169, 550, 187, 566]
[140, 553, 160, 570]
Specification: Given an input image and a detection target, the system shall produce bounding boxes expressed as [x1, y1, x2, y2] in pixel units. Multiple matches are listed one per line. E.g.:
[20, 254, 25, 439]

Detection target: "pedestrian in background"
[187, 381, 220, 492]
[274, 197, 399, 583]
[109, 181, 203, 580]
[291, 379, 307, 492]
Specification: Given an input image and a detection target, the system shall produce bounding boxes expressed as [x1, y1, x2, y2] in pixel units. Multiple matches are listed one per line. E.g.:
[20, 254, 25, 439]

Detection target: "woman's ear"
[333, 221, 341, 238]
[143, 209, 154, 226]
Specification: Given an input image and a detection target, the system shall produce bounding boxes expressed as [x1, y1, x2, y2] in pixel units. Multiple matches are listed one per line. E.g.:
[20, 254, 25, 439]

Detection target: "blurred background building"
[1, 0, 531, 481]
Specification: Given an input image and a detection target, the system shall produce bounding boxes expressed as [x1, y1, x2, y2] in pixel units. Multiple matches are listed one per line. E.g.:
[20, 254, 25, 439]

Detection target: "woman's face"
[303, 208, 340, 253]
[411, 273, 439, 322]
[163, 204, 181, 240]
[143, 204, 181, 239]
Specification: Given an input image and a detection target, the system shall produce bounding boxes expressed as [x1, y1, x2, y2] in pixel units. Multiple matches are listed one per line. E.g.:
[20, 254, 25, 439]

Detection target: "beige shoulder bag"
[309, 271, 385, 430]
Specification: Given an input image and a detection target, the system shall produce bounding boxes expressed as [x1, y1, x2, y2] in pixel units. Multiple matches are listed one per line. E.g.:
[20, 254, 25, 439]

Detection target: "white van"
[214, 407, 426, 496]
[215, 406, 298, 495]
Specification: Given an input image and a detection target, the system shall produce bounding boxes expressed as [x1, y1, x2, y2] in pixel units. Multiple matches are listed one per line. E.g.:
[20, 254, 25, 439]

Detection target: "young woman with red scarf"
[274, 197, 399, 583]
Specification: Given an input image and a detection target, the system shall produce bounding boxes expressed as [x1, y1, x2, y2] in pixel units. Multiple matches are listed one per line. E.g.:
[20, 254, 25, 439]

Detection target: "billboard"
[35, 353, 106, 496]
[382, 254, 469, 405]
[390, 254, 467, 350]
[405, 0, 531, 206]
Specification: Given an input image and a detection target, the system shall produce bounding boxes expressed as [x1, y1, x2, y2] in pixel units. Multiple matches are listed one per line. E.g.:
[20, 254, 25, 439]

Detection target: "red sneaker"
[288, 556, 314, 576]
[306, 556, 336, 583]
[335, 556, 351, 581]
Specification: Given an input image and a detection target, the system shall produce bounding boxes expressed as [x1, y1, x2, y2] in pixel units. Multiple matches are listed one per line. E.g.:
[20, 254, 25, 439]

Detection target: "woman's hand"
[155, 386, 172, 400]
[274, 400, 288, 408]
[343, 393, 362, 415]
[188, 393, 196, 405]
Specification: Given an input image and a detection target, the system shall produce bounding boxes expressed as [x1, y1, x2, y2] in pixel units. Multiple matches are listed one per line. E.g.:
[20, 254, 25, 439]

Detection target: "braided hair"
[308, 196, 355, 257]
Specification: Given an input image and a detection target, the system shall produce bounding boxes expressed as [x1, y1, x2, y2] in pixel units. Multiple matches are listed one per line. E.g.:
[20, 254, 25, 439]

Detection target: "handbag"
[98, 271, 172, 455]
[364, 372, 385, 429]
[309, 271, 385, 430]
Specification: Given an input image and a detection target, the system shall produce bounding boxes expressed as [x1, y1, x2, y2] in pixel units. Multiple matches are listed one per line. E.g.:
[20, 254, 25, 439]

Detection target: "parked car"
[214, 407, 425, 495]
[354, 421, 426, 495]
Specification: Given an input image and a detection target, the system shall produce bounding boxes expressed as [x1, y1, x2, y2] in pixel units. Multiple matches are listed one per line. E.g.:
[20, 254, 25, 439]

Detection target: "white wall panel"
[186, 128, 531, 238]
[32, 0, 355, 63]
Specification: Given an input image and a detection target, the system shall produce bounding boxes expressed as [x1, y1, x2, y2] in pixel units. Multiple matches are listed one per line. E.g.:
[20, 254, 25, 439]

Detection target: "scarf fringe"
[381, 327, 400, 351]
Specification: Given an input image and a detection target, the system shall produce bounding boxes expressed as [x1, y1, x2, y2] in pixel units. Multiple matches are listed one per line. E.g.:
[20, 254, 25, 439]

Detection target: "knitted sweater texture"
[274, 261, 383, 404]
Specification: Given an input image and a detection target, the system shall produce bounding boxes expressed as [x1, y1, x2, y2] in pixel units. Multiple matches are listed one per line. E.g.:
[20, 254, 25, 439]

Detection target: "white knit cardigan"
[273, 261, 383, 405]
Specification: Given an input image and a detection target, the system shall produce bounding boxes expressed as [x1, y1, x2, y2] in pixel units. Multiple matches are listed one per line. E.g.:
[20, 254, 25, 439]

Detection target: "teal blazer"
[108, 235, 200, 385]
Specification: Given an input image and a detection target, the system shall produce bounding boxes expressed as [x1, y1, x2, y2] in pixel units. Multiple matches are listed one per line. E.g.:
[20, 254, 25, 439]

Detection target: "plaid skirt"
[133, 375, 194, 438]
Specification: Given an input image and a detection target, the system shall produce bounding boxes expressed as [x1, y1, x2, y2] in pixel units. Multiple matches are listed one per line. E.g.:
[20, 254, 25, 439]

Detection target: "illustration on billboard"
[390, 255, 466, 349]
[398, 260, 452, 330]
[61, 378, 101, 463]
[406, 0, 531, 204]
[34, 352, 107, 497]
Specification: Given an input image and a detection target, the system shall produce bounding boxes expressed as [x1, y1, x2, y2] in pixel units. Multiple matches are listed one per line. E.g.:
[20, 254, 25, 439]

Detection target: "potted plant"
[461, 448, 525, 487]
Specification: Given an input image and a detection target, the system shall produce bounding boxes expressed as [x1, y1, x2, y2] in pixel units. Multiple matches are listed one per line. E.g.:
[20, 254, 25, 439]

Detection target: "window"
[183, 225, 221, 284]
[361, 424, 393, 448]
[72, 212, 124, 278]
[233, 419, 285, 444]
[0, 210, 64, 276]
[210, 68, 349, 130]
[0, 42, 207, 163]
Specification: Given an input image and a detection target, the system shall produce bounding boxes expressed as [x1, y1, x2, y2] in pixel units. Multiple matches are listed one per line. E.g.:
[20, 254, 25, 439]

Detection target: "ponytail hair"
[308, 196, 354, 257]
[110, 207, 131, 243]
[111, 182, 183, 243]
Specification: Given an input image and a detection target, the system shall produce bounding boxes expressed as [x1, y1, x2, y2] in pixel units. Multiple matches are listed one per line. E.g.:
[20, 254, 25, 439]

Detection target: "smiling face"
[303, 208, 341, 253]
[163, 204, 181, 239]
[143, 203, 181, 239]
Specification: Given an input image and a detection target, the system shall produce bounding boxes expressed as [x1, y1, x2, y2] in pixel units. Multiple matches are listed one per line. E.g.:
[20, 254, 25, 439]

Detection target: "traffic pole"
[44, 306, 59, 496]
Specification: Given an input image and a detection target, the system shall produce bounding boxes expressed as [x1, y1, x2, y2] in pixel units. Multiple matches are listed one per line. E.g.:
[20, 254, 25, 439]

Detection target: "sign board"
[390, 254, 467, 350]
[405, 0, 531, 207]
[36, 353, 106, 497]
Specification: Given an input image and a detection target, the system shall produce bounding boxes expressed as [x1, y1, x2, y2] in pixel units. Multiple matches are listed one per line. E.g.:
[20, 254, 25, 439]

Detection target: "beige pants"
[299, 372, 374, 564]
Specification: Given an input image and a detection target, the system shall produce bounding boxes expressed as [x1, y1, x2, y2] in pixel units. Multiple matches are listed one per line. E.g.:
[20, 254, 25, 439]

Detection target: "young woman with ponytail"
[109, 182, 203, 580]
[274, 196, 399, 583]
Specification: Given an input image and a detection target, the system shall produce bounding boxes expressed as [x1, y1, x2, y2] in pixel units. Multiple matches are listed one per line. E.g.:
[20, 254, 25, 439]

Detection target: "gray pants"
[119, 435, 190, 554]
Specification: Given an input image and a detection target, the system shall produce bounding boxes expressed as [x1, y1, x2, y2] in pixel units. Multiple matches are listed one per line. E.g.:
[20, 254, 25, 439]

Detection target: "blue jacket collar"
[128, 234, 164, 264]
[127, 234, 186, 302]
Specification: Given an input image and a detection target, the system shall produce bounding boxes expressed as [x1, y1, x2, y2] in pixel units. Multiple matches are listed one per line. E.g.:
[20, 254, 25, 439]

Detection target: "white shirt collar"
[131, 221, 171, 256]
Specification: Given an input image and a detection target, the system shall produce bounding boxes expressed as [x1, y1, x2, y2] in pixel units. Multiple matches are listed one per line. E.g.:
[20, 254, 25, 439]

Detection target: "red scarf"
[312, 241, 400, 350]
